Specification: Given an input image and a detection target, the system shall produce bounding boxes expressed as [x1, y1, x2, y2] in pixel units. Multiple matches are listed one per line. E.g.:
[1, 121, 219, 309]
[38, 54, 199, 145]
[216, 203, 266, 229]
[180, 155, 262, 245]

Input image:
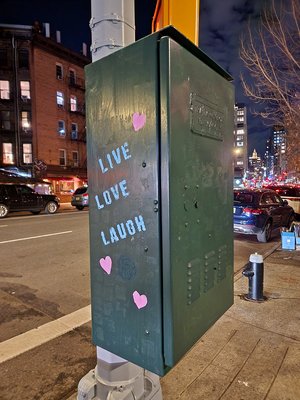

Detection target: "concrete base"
[77, 361, 162, 400]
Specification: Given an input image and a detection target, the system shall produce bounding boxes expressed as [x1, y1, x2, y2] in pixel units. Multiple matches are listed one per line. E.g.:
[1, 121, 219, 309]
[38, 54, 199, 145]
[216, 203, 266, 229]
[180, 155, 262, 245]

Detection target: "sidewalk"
[160, 248, 300, 399]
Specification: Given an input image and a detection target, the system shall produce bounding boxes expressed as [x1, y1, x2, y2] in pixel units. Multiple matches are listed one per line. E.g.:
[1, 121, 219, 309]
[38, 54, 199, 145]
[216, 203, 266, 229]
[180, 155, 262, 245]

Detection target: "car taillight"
[243, 207, 263, 215]
[82, 193, 89, 197]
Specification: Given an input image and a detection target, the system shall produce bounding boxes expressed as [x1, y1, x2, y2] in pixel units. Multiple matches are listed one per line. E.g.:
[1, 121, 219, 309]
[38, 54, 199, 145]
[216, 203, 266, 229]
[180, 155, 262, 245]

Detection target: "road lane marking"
[0, 225, 8, 228]
[0, 305, 91, 364]
[0, 231, 72, 244]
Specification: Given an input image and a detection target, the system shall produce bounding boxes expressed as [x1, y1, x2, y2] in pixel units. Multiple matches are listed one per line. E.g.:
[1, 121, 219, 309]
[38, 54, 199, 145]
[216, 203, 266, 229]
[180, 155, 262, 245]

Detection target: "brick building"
[0, 23, 90, 199]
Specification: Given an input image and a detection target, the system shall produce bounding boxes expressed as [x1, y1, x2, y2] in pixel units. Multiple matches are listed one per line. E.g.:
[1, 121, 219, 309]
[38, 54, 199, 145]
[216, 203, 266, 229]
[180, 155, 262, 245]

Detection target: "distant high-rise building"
[271, 125, 286, 175]
[264, 137, 275, 177]
[233, 103, 248, 173]
[0, 23, 90, 199]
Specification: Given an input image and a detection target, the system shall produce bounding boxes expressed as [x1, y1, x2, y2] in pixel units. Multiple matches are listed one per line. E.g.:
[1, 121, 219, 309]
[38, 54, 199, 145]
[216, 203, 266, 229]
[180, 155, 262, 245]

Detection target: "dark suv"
[0, 184, 60, 218]
[234, 188, 294, 242]
[71, 186, 88, 210]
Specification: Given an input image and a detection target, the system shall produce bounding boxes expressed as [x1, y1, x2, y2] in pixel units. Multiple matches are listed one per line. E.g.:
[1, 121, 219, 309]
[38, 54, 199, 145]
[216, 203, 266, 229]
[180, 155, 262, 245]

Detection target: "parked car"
[264, 185, 300, 218]
[0, 183, 60, 218]
[71, 186, 89, 210]
[233, 188, 294, 242]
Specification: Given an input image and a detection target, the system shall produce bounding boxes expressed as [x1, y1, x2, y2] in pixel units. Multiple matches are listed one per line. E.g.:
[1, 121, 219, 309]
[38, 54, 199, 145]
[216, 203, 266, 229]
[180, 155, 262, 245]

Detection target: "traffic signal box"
[85, 27, 234, 376]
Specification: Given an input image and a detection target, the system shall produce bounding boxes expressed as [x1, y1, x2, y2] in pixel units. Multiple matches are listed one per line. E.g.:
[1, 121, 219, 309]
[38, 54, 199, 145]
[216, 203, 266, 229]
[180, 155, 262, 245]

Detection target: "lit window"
[72, 151, 79, 167]
[21, 111, 30, 130]
[59, 149, 66, 166]
[237, 110, 244, 115]
[0, 80, 10, 99]
[3, 143, 14, 164]
[237, 161, 244, 166]
[20, 81, 30, 99]
[57, 91, 64, 107]
[23, 143, 32, 164]
[58, 120, 65, 136]
[56, 64, 63, 80]
[237, 142, 244, 147]
[237, 129, 244, 135]
[71, 122, 78, 139]
[70, 95, 77, 112]
[1, 111, 11, 130]
[237, 117, 244, 122]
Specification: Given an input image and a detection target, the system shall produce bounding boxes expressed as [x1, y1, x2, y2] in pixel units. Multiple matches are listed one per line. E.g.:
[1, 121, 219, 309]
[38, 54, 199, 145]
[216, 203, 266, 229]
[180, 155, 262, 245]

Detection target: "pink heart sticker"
[132, 290, 148, 309]
[132, 112, 146, 132]
[99, 256, 112, 275]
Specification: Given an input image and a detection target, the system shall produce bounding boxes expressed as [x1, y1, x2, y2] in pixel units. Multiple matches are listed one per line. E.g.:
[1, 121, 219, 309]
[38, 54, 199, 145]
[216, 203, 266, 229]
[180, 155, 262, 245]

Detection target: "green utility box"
[85, 27, 234, 376]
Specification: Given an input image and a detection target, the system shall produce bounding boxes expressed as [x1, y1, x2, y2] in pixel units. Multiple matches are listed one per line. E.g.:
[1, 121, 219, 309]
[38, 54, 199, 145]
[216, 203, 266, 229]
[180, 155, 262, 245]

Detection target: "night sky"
[1, 0, 271, 156]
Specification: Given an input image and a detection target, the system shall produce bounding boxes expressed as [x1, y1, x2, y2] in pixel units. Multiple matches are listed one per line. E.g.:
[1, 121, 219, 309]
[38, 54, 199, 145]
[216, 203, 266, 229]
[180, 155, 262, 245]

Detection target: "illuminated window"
[23, 143, 32, 164]
[237, 110, 244, 116]
[237, 129, 244, 135]
[2, 143, 14, 164]
[58, 120, 65, 137]
[59, 149, 66, 166]
[56, 64, 63, 80]
[237, 141, 244, 147]
[21, 111, 30, 130]
[237, 117, 244, 122]
[237, 161, 244, 166]
[72, 151, 79, 167]
[70, 95, 77, 112]
[20, 81, 30, 99]
[0, 80, 10, 99]
[57, 91, 64, 107]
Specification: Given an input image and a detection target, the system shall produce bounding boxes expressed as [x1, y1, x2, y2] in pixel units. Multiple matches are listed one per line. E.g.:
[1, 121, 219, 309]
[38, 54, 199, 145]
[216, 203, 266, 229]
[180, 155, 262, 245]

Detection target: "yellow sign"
[152, 0, 200, 46]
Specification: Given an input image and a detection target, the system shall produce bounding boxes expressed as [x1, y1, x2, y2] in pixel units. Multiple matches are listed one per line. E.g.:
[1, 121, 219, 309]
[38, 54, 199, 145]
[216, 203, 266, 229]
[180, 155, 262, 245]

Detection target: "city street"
[0, 211, 283, 398]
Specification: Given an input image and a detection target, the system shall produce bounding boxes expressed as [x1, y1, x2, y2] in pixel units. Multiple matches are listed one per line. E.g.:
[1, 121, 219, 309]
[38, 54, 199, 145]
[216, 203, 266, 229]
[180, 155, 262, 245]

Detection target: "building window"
[56, 64, 63, 80]
[237, 117, 244, 122]
[237, 129, 244, 135]
[237, 142, 244, 147]
[59, 149, 66, 166]
[21, 111, 31, 130]
[0, 49, 8, 68]
[57, 91, 64, 107]
[23, 143, 32, 164]
[70, 95, 77, 112]
[71, 122, 78, 139]
[72, 151, 79, 167]
[237, 110, 244, 116]
[2, 143, 14, 164]
[20, 81, 31, 99]
[0, 80, 10, 99]
[236, 161, 244, 166]
[19, 49, 29, 68]
[1, 111, 11, 130]
[69, 69, 76, 85]
[58, 120, 65, 137]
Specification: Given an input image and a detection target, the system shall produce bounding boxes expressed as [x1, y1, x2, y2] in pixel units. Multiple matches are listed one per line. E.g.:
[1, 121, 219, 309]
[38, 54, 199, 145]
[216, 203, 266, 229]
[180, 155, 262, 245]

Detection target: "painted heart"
[132, 112, 146, 132]
[132, 290, 148, 309]
[99, 256, 112, 275]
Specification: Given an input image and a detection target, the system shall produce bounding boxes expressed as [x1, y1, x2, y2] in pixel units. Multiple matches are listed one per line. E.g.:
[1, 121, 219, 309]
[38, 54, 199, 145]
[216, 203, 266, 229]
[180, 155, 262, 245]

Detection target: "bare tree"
[240, 0, 300, 173]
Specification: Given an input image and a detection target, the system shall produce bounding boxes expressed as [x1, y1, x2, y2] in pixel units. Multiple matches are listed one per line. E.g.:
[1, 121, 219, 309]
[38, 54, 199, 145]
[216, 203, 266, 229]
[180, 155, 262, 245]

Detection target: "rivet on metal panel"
[184, 185, 188, 190]
[153, 200, 158, 205]
[187, 271, 192, 276]
[153, 207, 159, 212]
[196, 184, 199, 189]
[144, 247, 148, 252]
[208, 233, 212, 238]
[197, 219, 200, 224]
[194, 201, 198, 208]
[185, 222, 188, 227]
[145, 330, 150, 335]
[187, 278, 192, 283]
[142, 161, 147, 167]
[187, 263, 191, 269]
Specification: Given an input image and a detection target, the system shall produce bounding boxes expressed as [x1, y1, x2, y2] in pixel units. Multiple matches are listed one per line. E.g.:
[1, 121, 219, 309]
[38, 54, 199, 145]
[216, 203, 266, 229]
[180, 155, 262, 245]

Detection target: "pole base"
[77, 363, 162, 400]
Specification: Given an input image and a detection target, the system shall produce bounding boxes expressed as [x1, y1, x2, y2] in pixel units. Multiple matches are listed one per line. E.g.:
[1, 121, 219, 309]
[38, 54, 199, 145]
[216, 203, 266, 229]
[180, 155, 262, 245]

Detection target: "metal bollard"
[242, 252, 265, 301]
